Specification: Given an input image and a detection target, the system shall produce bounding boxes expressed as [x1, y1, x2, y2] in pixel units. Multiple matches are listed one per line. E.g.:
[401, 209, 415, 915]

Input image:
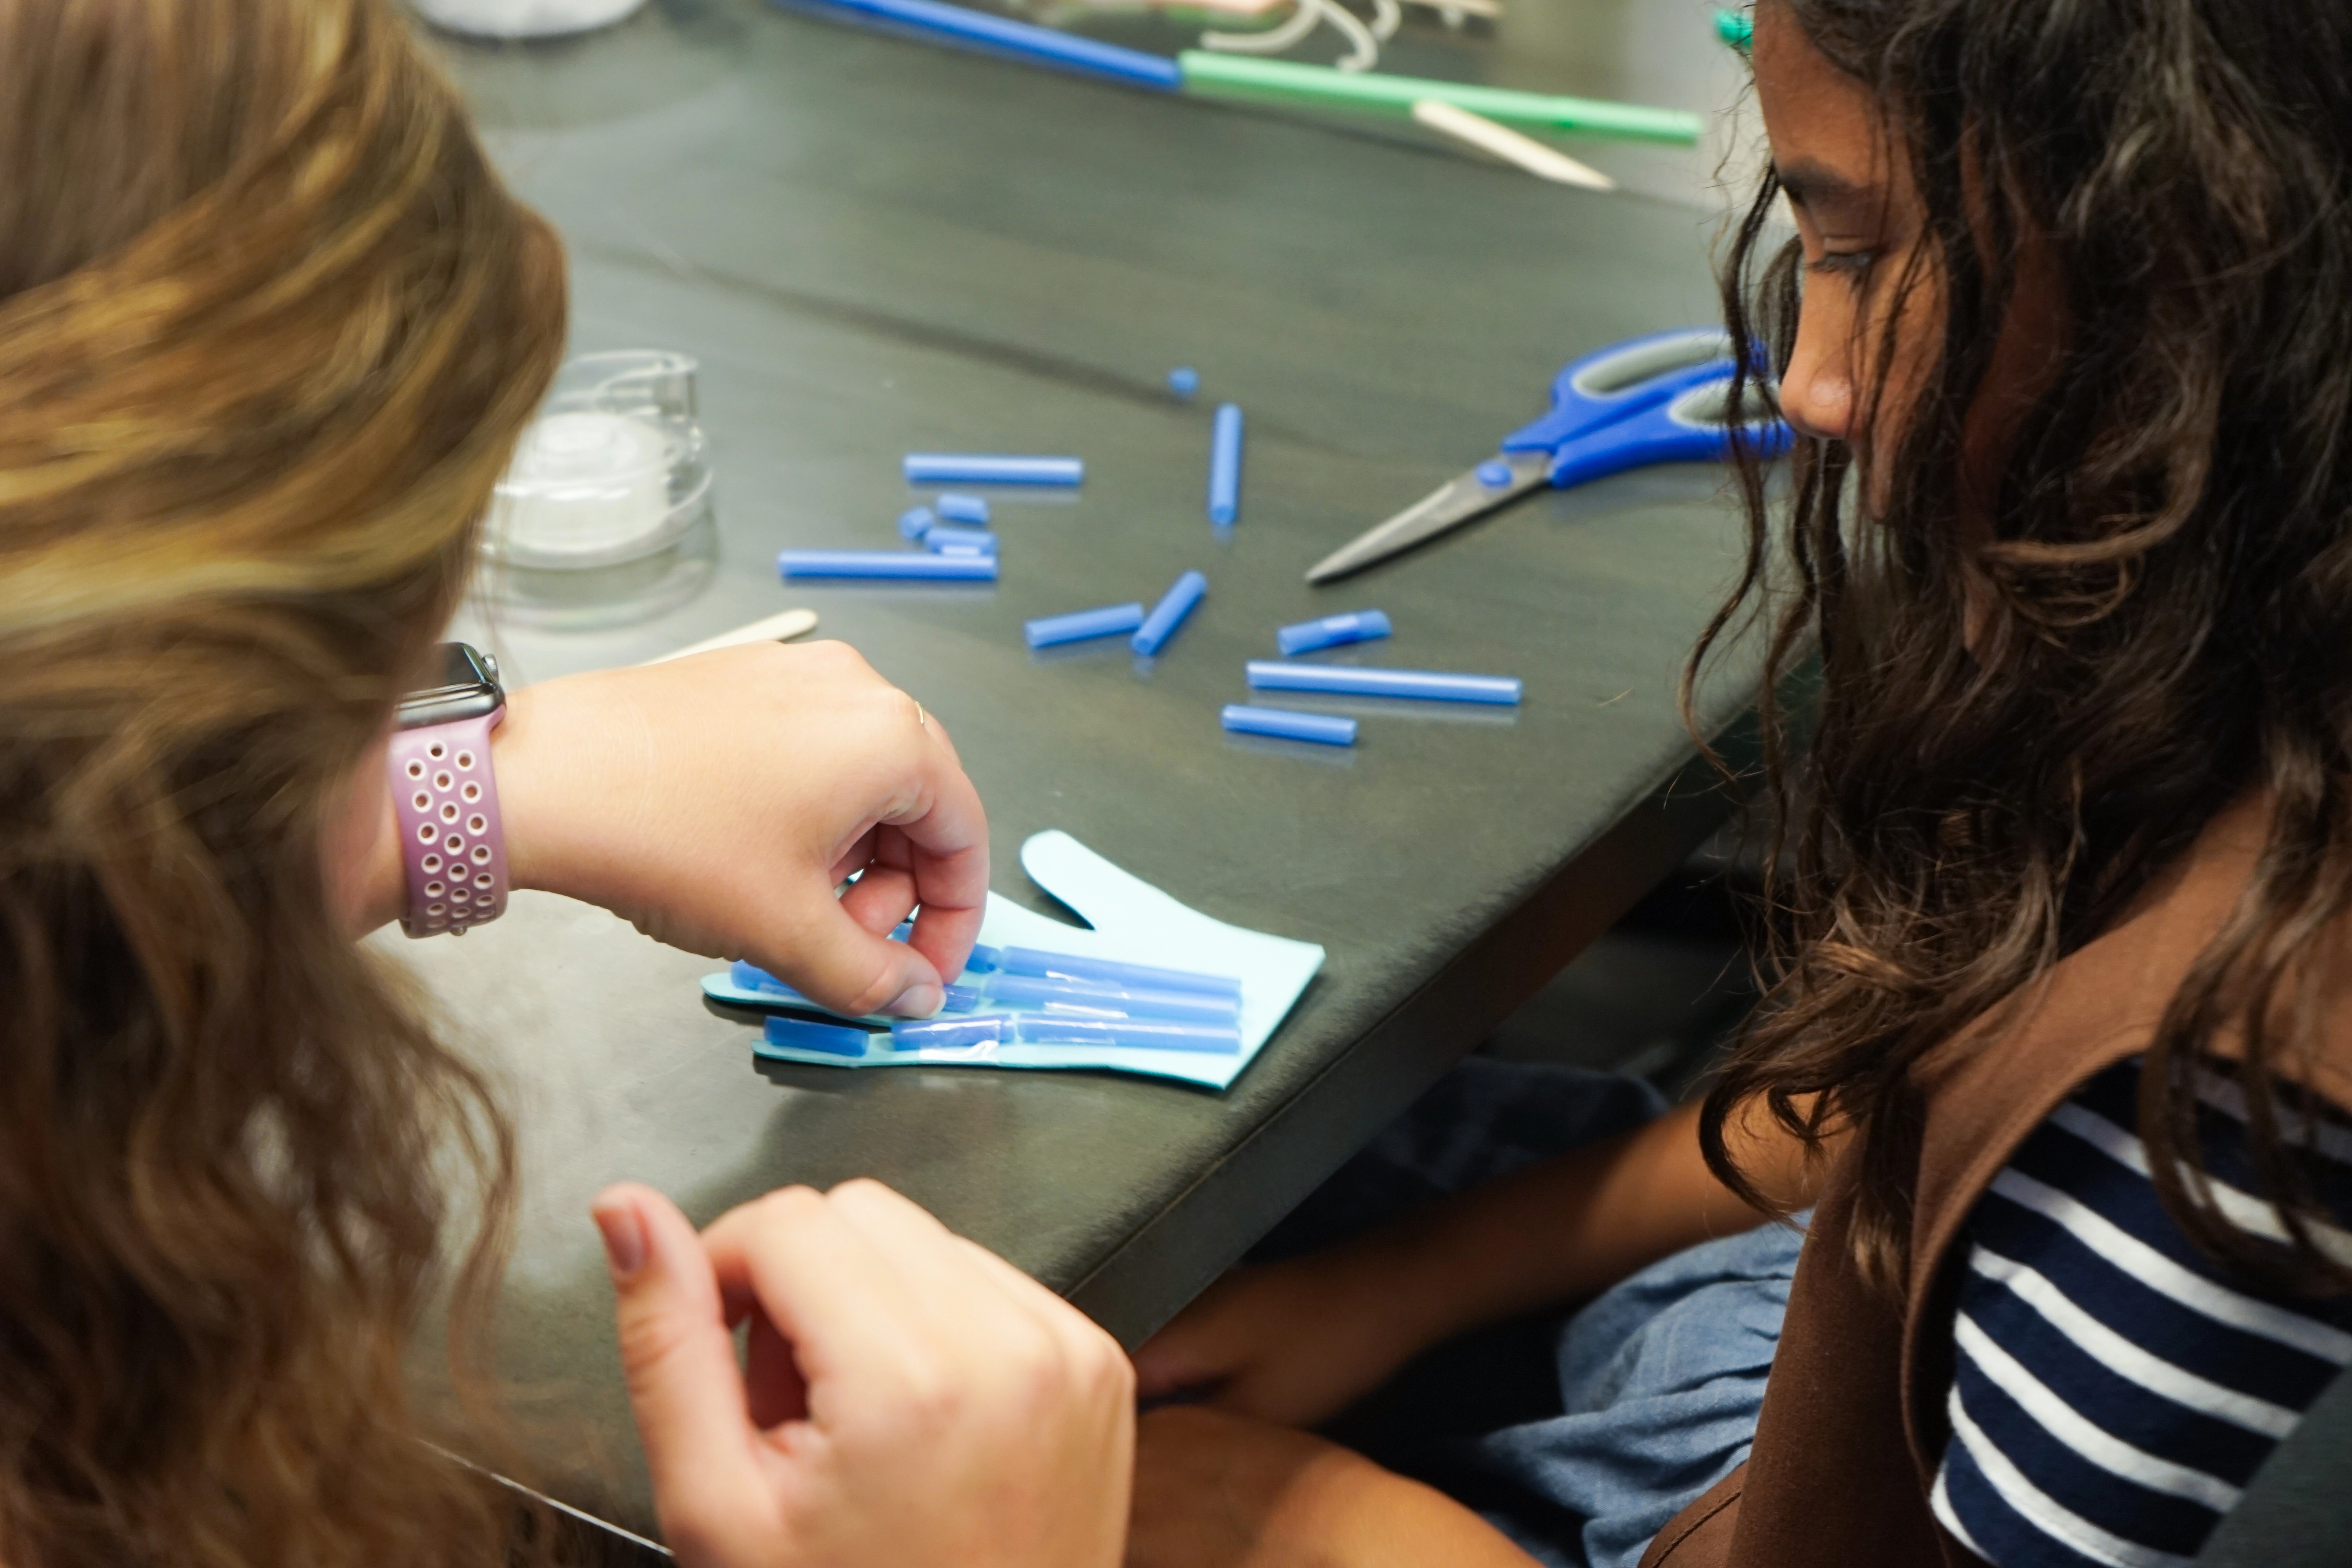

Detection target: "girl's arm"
[1132, 1091, 1826, 1428]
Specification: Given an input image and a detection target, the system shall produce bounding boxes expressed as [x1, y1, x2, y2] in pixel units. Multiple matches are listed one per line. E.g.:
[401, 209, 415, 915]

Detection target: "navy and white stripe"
[1932, 1058, 2352, 1567]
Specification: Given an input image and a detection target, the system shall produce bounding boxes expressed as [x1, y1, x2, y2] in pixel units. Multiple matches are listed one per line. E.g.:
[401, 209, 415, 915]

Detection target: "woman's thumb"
[594, 1183, 762, 1535]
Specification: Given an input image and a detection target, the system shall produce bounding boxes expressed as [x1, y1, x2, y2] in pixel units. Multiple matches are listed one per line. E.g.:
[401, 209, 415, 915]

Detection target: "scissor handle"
[1544, 375, 1792, 492]
[1500, 327, 1738, 455]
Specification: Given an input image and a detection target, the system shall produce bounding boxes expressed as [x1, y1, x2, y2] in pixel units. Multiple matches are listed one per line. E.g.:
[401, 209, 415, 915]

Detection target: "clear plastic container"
[409, 0, 649, 39]
[480, 351, 717, 628]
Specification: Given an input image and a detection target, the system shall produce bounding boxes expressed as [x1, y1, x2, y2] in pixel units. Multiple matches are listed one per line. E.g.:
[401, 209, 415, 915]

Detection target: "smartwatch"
[390, 642, 509, 937]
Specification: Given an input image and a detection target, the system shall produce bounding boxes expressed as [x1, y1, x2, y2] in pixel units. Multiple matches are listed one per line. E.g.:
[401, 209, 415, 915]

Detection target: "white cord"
[1368, 0, 1402, 40]
[1200, 0, 1325, 55]
[1311, 0, 1379, 70]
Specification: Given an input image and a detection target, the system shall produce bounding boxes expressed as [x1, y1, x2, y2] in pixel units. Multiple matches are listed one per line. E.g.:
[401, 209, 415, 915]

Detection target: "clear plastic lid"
[484, 351, 711, 572]
[408, 0, 649, 39]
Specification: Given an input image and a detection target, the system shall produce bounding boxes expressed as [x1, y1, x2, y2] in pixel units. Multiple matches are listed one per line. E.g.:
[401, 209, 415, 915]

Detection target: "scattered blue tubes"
[1222, 704, 1359, 747]
[903, 454, 1084, 486]
[998, 946, 1242, 998]
[1246, 660, 1522, 705]
[1013, 1015, 1243, 1054]
[941, 984, 982, 1013]
[889, 1014, 1012, 1050]
[964, 944, 1003, 973]
[935, 493, 991, 524]
[988, 973, 1241, 1023]
[1207, 403, 1244, 526]
[1026, 601, 1145, 648]
[1275, 609, 1393, 657]
[762, 1014, 874, 1058]
[1168, 366, 1200, 400]
[922, 524, 997, 554]
[898, 506, 937, 541]
[781, 550, 997, 581]
[1132, 570, 1209, 656]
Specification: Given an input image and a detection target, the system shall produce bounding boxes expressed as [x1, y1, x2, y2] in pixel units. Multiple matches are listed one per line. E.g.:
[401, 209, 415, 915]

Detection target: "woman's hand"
[595, 1178, 1134, 1568]
[1132, 1243, 1442, 1429]
[493, 640, 987, 1018]
[1126, 1407, 1539, 1568]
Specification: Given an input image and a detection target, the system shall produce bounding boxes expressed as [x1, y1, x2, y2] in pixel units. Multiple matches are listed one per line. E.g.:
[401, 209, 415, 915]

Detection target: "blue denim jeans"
[1252, 1059, 1803, 1568]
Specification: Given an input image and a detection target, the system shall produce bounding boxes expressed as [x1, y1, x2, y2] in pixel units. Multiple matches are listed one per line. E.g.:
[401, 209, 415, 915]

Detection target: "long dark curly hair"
[1693, 0, 2352, 1297]
[0, 1, 567, 1563]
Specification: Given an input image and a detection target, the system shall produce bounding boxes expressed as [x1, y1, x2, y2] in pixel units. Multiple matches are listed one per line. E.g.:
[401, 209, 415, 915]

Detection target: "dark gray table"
[402, 0, 1760, 1543]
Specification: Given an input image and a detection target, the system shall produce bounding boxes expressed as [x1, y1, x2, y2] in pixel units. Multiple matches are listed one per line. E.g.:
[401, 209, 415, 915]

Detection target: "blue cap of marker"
[780, 550, 997, 582]
[1025, 602, 1145, 648]
[1222, 704, 1358, 747]
[1274, 609, 1392, 657]
[935, 493, 991, 525]
[761, 1014, 874, 1058]
[1132, 570, 1208, 656]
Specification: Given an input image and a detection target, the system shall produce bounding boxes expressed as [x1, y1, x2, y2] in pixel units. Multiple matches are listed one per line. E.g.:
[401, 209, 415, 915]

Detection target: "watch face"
[397, 642, 504, 729]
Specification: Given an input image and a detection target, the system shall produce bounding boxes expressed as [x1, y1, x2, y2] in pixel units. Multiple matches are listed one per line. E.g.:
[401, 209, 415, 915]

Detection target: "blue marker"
[761, 1014, 873, 1058]
[903, 454, 1084, 486]
[964, 943, 1004, 973]
[988, 973, 1241, 1023]
[1132, 570, 1208, 655]
[1013, 1015, 1243, 1054]
[1025, 601, 1145, 648]
[1168, 366, 1200, 400]
[1275, 610, 1392, 657]
[781, 550, 997, 581]
[935, 493, 991, 525]
[767, 0, 1182, 91]
[1207, 403, 1244, 526]
[898, 506, 937, 541]
[998, 946, 1242, 998]
[922, 524, 997, 554]
[1246, 660, 1521, 705]
[889, 1014, 1012, 1049]
[1222, 703, 1358, 746]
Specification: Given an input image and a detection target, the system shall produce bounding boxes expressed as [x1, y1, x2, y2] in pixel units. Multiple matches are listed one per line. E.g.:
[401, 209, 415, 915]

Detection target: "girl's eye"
[1807, 248, 1879, 279]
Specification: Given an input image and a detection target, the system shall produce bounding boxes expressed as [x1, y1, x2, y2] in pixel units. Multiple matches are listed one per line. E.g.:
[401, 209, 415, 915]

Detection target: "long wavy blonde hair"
[0, 1, 566, 1562]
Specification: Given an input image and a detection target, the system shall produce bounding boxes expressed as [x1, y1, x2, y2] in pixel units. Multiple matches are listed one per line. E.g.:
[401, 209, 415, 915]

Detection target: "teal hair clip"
[1715, 7, 1753, 54]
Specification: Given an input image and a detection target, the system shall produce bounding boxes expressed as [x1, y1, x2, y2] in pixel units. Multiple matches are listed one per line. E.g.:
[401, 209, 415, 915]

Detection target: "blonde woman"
[0, 2, 1129, 1565]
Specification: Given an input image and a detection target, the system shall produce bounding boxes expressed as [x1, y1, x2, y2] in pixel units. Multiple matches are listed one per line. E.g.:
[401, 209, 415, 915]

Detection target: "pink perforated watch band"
[389, 711, 508, 936]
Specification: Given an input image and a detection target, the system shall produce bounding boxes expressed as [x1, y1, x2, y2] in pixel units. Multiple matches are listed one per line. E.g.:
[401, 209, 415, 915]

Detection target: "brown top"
[1641, 799, 2352, 1568]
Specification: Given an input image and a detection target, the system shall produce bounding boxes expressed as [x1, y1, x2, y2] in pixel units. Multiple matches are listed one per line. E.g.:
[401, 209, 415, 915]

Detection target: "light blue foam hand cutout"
[702, 830, 1325, 1087]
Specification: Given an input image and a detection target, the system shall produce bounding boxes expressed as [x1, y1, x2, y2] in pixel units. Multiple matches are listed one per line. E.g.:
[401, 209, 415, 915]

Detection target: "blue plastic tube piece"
[989, 973, 1241, 1023]
[903, 453, 1085, 486]
[997, 946, 1243, 998]
[1246, 660, 1522, 705]
[935, 493, 991, 524]
[731, 959, 800, 999]
[962, 943, 1004, 973]
[1207, 403, 1244, 526]
[889, 1014, 1012, 1049]
[1026, 601, 1144, 648]
[922, 524, 997, 554]
[769, 0, 1181, 90]
[1132, 570, 1208, 656]
[780, 550, 997, 581]
[1013, 1015, 1243, 1054]
[941, 984, 982, 1013]
[763, 1014, 874, 1058]
[1222, 703, 1359, 746]
[1276, 609, 1393, 657]
[897, 506, 936, 541]
[1168, 366, 1200, 400]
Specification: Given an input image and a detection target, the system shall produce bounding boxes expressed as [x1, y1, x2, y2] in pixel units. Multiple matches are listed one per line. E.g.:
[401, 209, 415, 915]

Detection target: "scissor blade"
[1305, 451, 1552, 584]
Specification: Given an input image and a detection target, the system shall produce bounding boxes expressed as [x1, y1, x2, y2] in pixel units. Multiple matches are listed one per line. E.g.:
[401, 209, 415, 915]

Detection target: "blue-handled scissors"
[1304, 328, 1792, 584]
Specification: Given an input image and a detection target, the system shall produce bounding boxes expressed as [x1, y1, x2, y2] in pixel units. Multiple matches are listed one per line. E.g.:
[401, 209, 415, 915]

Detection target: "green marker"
[1715, 8, 1754, 53]
[1176, 51, 1704, 146]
